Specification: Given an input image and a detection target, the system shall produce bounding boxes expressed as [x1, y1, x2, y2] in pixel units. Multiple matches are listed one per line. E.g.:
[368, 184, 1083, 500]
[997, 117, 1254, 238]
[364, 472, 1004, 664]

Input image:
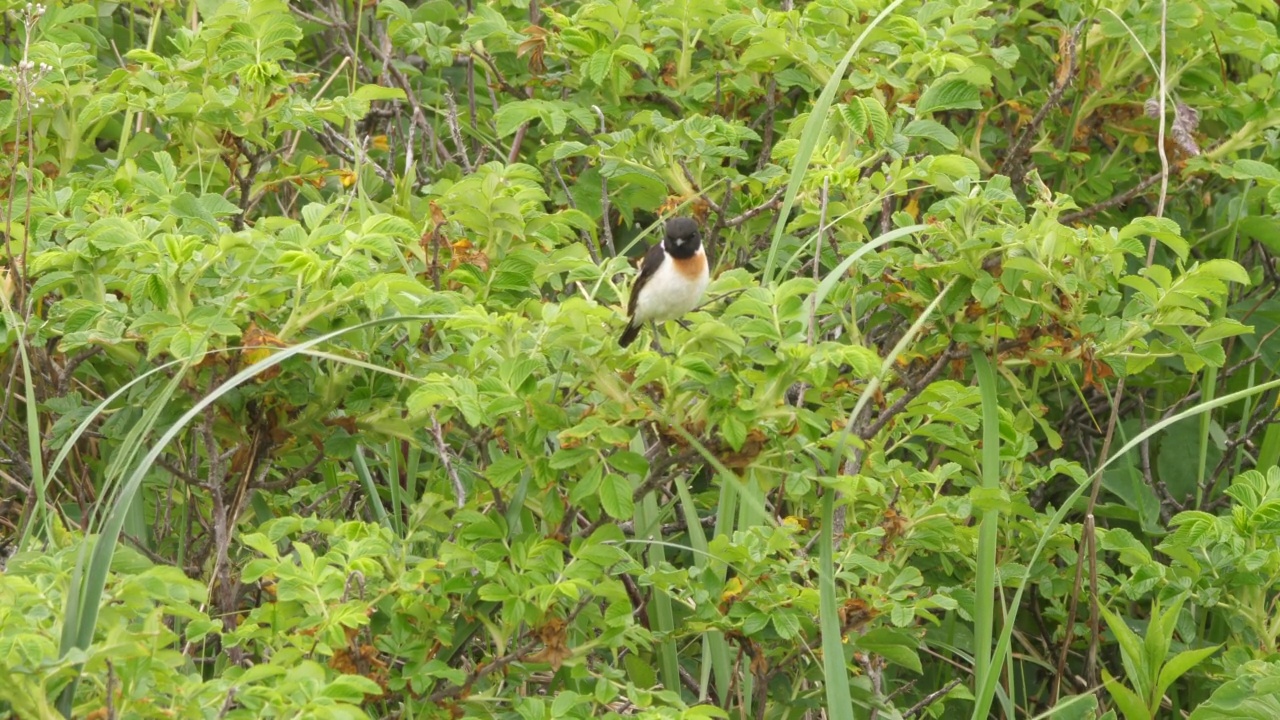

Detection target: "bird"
[619, 217, 710, 348]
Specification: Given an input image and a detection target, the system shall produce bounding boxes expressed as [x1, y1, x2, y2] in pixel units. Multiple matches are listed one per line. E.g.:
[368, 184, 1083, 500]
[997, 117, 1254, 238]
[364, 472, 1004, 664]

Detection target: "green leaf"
[1120, 217, 1189, 260]
[1101, 606, 1151, 701]
[1227, 158, 1280, 183]
[772, 612, 802, 639]
[1188, 661, 1280, 719]
[608, 451, 649, 476]
[613, 44, 653, 70]
[838, 101, 867, 135]
[495, 100, 541, 138]
[854, 627, 922, 673]
[916, 77, 983, 115]
[599, 474, 634, 520]
[351, 84, 407, 102]
[321, 672, 384, 701]
[720, 414, 747, 452]
[1197, 259, 1252, 286]
[903, 119, 959, 149]
[1154, 645, 1219, 703]
[863, 97, 890, 144]
[1102, 669, 1152, 720]
[587, 48, 613, 85]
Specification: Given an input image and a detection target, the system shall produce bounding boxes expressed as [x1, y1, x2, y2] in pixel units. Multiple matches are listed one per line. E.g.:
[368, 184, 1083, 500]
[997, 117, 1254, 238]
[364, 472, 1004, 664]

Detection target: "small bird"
[619, 217, 710, 348]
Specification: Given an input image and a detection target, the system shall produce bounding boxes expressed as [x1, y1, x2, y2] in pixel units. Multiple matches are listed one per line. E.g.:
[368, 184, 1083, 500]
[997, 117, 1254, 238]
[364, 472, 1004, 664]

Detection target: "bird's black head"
[663, 217, 702, 259]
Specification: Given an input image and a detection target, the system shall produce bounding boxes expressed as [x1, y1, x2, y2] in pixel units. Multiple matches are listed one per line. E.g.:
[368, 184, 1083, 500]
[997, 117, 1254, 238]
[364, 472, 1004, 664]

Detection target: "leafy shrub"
[0, 0, 1278, 718]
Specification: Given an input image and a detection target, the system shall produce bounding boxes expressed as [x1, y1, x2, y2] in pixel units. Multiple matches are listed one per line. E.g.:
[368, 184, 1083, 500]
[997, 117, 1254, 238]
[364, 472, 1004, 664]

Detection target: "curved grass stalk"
[969, 375, 1280, 719]
[821, 279, 957, 719]
[761, 0, 909, 285]
[55, 313, 457, 715]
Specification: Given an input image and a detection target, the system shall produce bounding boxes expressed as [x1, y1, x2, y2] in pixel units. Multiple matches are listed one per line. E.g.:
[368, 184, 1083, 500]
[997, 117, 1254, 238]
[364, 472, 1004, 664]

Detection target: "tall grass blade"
[54, 314, 455, 713]
[760, 0, 908, 284]
[969, 376, 1280, 720]
[802, 224, 927, 336]
[353, 445, 391, 529]
[675, 474, 731, 704]
[819, 281, 956, 717]
[971, 351, 1002, 714]
[635, 482, 680, 695]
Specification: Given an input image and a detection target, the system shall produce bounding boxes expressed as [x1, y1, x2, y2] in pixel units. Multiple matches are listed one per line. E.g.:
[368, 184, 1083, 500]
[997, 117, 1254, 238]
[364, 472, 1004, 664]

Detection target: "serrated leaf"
[608, 451, 648, 476]
[772, 612, 802, 639]
[599, 473, 633, 520]
[1228, 158, 1280, 183]
[612, 44, 653, 70]
[1120, 216, 1189, 260]
[838, 101, 868, 134]
[0, 99, 16, 131]
[1196, 259, 1251, 286]
[495, 100, 545, 138]
[144, 274, 169, 309]
[863, 97, 890, 144]
[587, 49, 613, 85]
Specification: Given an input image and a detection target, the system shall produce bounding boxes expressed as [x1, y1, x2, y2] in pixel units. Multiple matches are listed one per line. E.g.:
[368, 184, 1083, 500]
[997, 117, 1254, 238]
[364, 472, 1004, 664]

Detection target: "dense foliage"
[2, 0, 1280, 718]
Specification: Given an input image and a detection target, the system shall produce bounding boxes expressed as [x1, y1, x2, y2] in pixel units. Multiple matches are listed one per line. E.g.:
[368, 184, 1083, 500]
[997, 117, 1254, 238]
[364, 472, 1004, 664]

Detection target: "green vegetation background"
[2, 0, 1280, 718]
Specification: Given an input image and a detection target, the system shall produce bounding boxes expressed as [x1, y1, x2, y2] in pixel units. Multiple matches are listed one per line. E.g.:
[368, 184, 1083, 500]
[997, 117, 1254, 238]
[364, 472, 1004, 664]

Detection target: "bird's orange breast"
[671, 251, 707, 281]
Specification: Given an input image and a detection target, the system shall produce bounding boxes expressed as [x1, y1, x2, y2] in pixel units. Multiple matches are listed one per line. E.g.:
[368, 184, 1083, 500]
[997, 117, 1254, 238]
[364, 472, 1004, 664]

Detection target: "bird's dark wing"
[627, 242, 667, 318]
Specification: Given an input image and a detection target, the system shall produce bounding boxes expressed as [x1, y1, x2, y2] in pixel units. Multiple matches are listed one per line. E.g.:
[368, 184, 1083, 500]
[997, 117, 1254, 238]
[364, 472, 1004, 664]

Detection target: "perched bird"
[619, 217, 710, 348]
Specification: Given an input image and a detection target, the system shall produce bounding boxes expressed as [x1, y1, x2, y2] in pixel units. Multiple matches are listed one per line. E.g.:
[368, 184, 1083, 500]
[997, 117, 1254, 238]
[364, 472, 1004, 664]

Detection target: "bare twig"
[859, 344, 956, 440]
[444, 89, 473, 173]
[251, 445, 326, 491]
[105, 660, 116, 720]
[725, 187, 786, 228]
[593, 105, 616, 256]
[506, 121, 529, 165]
[903, 679, 963, 718]
[1060, 171, 1163, 223]
[431, 416, 466, 508]
[1003, 20, 1087, 195]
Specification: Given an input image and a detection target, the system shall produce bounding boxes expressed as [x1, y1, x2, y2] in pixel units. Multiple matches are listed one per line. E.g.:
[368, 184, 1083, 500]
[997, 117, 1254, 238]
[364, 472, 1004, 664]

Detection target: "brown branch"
[443, 89, 472, 173]
[1060, 171, 1163, 224]
[903, 679, 963, 718]
[858, 343, 957, 440]
[725, 186, 786, 228]
[1003, 20, 1087, 194]
[251, 445, 326, 491]
[593, 106, 616, 256]
[56, 346, 102, 396]
[431, 415, 466, 508]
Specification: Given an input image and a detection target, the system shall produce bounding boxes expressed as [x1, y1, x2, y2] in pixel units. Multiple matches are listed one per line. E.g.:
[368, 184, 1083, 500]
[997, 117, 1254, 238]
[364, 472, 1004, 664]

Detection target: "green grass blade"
[971, 350, 1001, 712]
[674, 474, 731, 704]
[636, 489, 681, 698]
[818, 488, 854, 720]
[970, 375, 1280, 720]
[353, 445, 391, 529]
[761, 0, 908, 284]
[56, 314, 456, 706]
[14, 323, 48, 548]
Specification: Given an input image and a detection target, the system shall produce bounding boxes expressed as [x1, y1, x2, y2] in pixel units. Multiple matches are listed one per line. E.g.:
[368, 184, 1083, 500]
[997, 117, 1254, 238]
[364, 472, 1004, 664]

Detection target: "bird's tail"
[619, 321, 641, 348]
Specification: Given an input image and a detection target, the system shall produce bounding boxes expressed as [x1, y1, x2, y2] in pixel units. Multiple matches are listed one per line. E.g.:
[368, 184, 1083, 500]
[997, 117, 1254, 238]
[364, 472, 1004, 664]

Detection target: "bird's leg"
[675, 319, 693, 331]
[649, 322, 668, 355]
